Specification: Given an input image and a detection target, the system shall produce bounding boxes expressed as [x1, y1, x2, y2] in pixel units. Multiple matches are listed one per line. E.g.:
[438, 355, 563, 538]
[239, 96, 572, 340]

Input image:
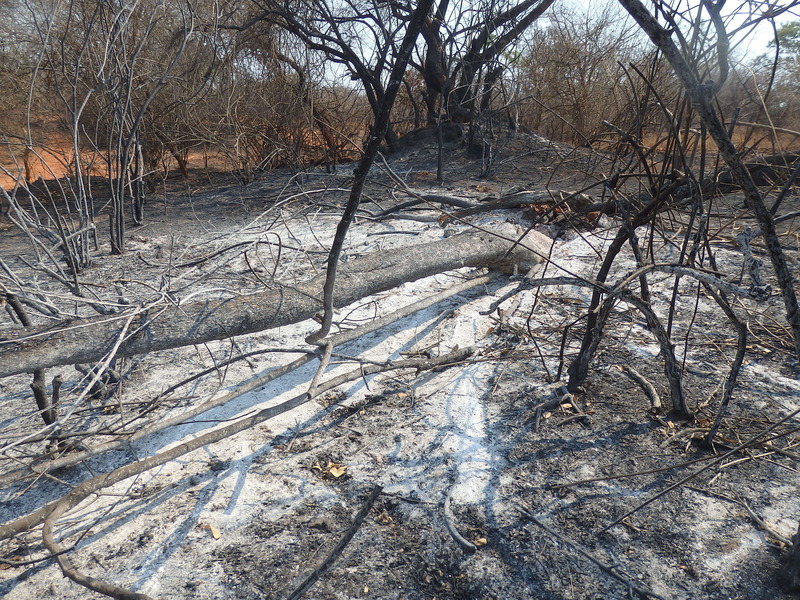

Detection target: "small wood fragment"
[618, 364, 663, 414]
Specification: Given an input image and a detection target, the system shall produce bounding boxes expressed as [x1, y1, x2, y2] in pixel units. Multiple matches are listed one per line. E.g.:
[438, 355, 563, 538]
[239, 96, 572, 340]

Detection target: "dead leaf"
[543, 411, 552, 419]
[0, 559, 21, 571]
[328, 463, 347, 478]
[199, 523, 221, 539]
[376, 510, 394, 525]
[473, 537, 488, 547]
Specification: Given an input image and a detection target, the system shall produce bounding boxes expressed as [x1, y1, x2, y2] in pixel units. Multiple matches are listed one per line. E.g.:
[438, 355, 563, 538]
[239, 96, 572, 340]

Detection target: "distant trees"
[4, 0, 800, 273]
[760, 19, 800, 130]
[514, 2, 645, 146]
[0, 0, 354, 262]
[0, 1, 29, 173]
[1, 0, 561, 272]
[0, 0, 200, 260]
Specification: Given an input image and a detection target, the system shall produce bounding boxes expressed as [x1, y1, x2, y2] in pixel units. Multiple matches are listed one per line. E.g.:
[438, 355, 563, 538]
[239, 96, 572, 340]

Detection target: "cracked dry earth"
[1, 130, 799, 600]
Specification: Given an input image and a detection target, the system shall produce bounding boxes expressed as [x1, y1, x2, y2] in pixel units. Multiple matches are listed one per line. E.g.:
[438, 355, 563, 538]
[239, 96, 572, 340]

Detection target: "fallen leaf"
[543, 411, 552, 419]
[328, 464, 347, 478]
[200, 523, 221, 539]
[376, 510, 395, 525]
[473, 537, 488, 547]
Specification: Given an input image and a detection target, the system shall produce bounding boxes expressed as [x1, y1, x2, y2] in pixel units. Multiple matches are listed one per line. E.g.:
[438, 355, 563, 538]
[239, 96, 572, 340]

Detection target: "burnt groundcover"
[0, 132, 799, 600]
[186, 343, 800, 600]
[198, 328, 799, 600]
[214, 493, 482, 600]
[492, 350, 800, 600]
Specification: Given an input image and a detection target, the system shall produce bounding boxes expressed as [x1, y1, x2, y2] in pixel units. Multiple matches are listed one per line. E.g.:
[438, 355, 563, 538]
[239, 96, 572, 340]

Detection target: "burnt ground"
[1, 126, 799, 600]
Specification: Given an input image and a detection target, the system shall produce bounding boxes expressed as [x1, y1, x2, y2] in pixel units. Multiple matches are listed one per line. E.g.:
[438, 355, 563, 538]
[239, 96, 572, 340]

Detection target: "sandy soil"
[1, 128, 799, 600]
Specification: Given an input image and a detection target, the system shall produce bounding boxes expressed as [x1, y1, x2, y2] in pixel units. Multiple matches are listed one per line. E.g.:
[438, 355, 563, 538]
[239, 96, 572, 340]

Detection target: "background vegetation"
[1, 0, 798, 200]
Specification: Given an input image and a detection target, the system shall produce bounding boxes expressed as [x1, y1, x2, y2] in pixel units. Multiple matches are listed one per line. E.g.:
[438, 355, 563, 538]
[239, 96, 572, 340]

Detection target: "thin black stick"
[702, 284, 747, 446]
[519, 507, 666, 600]
[600, 406, 800, 533]
[284, 485, 383, 600]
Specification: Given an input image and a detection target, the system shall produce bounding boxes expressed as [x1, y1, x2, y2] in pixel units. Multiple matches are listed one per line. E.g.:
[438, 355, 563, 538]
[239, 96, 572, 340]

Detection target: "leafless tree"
[241, 0, 555, 150]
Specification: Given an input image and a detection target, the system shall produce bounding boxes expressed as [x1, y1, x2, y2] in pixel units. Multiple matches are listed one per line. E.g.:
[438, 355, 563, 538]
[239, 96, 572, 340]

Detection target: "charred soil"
[1, 128, 799, 600]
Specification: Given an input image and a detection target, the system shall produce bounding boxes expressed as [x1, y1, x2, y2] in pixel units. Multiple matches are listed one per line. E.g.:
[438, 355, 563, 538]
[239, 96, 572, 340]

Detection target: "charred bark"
[0, 226, 546, 378]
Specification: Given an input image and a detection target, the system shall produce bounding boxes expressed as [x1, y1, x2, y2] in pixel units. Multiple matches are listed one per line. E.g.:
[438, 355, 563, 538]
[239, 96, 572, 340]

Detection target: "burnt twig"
[519, 506, 667, 600]
[443, 471, 478, 553]
[600, 406, 800, 533]
[619, 365, 663, 414]
[284, 485, 383, 600]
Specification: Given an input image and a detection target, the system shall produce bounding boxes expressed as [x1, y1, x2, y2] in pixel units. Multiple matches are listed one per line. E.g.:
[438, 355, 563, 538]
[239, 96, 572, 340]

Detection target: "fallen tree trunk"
[0, 225, 547, 378]
[0, 274, 496, 487]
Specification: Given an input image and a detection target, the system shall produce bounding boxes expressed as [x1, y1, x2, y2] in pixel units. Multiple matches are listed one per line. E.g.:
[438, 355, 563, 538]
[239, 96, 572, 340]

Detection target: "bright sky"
[563, 0, 800, 59]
